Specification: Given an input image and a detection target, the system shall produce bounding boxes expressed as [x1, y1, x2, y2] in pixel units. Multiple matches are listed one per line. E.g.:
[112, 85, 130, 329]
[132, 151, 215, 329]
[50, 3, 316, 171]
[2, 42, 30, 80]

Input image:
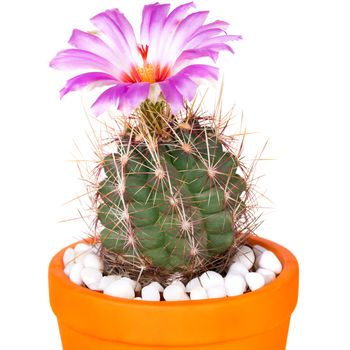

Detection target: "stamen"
[137, 64, 156, 83]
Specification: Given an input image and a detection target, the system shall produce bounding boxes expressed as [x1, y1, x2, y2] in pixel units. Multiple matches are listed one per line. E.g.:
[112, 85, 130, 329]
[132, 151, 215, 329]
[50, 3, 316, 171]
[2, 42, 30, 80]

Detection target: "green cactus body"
[97, 121, 249, 279]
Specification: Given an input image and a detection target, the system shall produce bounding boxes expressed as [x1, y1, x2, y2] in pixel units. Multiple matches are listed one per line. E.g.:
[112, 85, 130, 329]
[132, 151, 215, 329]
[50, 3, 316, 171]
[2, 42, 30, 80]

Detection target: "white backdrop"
[0, 0, 349, 349]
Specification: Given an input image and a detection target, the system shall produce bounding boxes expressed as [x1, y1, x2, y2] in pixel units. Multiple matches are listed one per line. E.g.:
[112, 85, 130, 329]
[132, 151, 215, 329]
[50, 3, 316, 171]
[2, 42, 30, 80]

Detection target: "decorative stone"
[245, 272, 265, 291]
[253, 244, 266, 259]
[171, 280, 186, 291]
[190, 286, 208, 300]
[99, 275, 121, 292]
[83, 253, 103, 271]
[148, 281, 164, 292]
[74, 243, 92, 254]
[185, 277, 201, 293]
[232, 245, 255, 269]
[200, 271, 224, 290]
[64, 262, 75, 277]
[141, 285, 161, 301]
[104, 279, 135, 299]
[225, 273, 247, 296]
[256, 268, 276, 284]
[81, 267, 103, 287]
[227, 262, 249, 277]
[69, 263, 84, 286]
[63, 248, 75, 266]
[257, 251, 282, 274]
[207, 285, 227, 299]
[163, 284, 188, 301]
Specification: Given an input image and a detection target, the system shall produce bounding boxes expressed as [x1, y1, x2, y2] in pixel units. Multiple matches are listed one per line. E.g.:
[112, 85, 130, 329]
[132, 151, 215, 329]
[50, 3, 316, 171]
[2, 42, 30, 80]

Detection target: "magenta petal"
[177, 64, 219, 81]
[50, 49, 116, 75]
[169, 75, 197, 102]
[186, 29, 226, 49]
[159, 80, 184, 114]
[166, 11, 209, 60]
[175, 49, 219, 66]
[202, 35, 242, 47]
[118, 83, 150, 114]
[91, 84, 128, 116]
[194, 20, 230, 35]
[60, 72, 118, 98]
[105, 9, 138, 53]
[68, 29, 117, 64]
[91, 11, 137, 67]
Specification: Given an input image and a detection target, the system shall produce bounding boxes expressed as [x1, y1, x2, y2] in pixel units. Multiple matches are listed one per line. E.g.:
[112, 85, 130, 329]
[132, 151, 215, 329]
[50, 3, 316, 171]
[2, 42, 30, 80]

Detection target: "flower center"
[137, 63, 156, 83]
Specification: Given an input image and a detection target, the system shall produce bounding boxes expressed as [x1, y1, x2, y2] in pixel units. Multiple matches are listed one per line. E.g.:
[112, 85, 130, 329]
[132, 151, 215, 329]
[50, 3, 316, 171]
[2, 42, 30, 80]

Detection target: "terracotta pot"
[49, 236, 299, 350]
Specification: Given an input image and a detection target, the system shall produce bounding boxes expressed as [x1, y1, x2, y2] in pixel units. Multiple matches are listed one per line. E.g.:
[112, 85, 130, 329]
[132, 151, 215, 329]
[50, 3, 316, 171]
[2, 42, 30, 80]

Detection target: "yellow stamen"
[137, 63, 156, 83]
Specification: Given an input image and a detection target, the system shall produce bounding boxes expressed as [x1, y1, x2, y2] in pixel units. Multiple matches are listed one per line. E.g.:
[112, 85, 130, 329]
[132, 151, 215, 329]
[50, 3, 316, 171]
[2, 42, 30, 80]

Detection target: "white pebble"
[81, 268, 102, 287]
[232, 246, 255, 269]
[245, 272, 265, 291]
[207, 285, 227, 299]
[120, 277, 138, 290]
[148, 281, 164, 292]
[253, 244, 266, 259]
[99, 275, 121, 291]
[104, 279, 135, 299]
[74, 243, 92, 254]
[256, 268, 276, 284]
[63, 248, 75, 266]
[171, 280, 186, 291]
[200, 271, 224, 290]
[225, 273, 247, 296]
[64, 262, 75, 277]
[83, 253, 103, 271]
[69, 263, 84, 286]
[190, 286, 208, 300]
[141, 285, 161, 301]
[185, 277, 201, 293]
[227, 262, 249, 277]
[257, 251, 282, 274]
[163, 284, 188, 301]
[134, 297, 142, 300]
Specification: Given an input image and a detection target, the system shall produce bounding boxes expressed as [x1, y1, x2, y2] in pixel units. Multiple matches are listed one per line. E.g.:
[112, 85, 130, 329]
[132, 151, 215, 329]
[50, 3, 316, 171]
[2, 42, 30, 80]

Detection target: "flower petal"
[91, 10, 138, 69]
[194, 20, 230, 35]
[176, 64, 219, 81]
[175, 49, 219, 67]
[141, 3, 169, 43]
[156, 2, 195, 64]
[164, 11, 209, 65]
[60, 72, 118, 98]
[168, 74, 197, 102]
[50, 49, 117, 75]
[68, 29, 117, 65]
[91, 84, 128, 116]
[118, 83, 151, 114]
[159, 80, 184, 114]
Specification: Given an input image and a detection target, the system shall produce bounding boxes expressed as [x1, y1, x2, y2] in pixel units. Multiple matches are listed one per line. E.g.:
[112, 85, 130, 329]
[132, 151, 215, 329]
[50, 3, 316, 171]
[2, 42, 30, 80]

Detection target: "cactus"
[94, 102, 254, 283]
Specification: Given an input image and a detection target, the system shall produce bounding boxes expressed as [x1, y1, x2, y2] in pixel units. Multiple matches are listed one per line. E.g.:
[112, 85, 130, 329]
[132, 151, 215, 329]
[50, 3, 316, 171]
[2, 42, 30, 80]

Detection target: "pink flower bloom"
[50, 2, 241, 115]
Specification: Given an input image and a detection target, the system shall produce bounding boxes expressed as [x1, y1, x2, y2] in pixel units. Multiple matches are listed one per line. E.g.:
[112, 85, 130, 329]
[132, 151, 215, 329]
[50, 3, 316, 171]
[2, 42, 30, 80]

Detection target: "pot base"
[58, 317, 291, 350]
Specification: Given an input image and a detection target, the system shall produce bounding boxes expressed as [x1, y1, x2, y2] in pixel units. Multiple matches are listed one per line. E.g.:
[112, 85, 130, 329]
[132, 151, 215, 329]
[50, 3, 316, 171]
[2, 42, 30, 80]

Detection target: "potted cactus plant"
[49, 2, 299, 350]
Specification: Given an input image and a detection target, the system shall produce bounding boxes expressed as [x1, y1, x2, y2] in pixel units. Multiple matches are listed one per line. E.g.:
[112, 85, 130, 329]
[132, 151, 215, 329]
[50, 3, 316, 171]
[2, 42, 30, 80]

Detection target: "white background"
[0, 0, 349, 349]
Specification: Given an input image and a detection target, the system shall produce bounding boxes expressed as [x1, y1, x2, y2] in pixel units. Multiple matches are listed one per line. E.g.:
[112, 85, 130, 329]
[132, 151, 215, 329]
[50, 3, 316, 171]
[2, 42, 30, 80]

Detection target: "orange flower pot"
[49, 236, 299, 350]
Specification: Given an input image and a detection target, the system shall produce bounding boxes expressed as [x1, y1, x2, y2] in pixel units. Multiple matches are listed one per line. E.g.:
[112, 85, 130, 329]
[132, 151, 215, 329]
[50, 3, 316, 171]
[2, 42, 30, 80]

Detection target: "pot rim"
[49, 234, 297, 307]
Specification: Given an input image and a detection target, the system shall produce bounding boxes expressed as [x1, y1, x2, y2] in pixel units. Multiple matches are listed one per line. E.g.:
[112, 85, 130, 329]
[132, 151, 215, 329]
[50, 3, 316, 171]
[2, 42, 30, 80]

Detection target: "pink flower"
[50, 2, 241, 115]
